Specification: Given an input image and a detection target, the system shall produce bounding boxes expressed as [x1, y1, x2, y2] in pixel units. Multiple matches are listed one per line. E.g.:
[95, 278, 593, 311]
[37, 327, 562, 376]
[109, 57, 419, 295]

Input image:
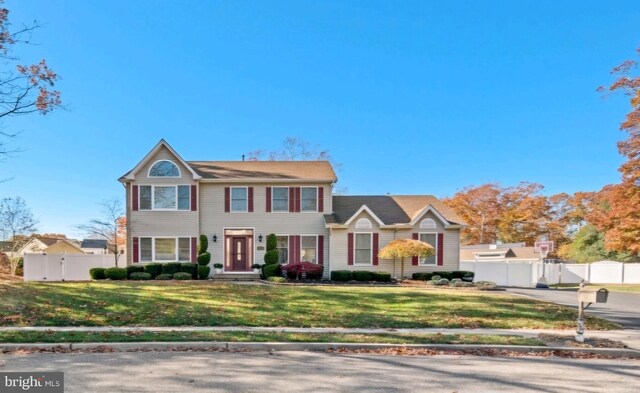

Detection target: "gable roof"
[188, 161, 337, 182]
[460, 244, 540, 260]
[325, 195, 465, 227]
[119, 139, 202, 181]
[81, 239, 108, 249]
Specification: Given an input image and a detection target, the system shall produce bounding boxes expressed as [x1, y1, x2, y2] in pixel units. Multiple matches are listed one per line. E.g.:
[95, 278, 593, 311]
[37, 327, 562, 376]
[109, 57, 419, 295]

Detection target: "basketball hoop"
[534, 240, 554, 289]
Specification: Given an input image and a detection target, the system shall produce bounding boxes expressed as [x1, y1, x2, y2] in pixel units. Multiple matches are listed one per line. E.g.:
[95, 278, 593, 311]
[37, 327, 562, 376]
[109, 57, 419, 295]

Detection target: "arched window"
[355, 218, 372, 229]
[149, 160, 180, 177]
[420, 218, 436, 229]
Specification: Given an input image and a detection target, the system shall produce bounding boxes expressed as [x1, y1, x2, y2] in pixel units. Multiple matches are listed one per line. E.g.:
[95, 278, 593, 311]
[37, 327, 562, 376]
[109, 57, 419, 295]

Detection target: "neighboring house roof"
[460, 244, 540, 260]
[37, 237, 62, 247]
[81, 239, 108, 249]
[0, 241, 14, 252]
[325, 195, 465, 226]
[43, 239, 85, 254]
[188, 161, 337, 182]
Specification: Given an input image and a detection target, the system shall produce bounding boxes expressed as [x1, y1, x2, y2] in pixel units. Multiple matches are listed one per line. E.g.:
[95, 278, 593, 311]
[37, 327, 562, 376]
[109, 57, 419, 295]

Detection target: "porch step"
[213, 273, 261, 282]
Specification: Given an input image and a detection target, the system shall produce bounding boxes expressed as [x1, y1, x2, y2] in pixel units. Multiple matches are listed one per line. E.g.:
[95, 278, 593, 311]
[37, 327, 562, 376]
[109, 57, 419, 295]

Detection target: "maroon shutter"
[224, 187, 230, 212]
[132, 185, 139, 211]
[288, 236, 296, 264]
[133, 237, 139, 263]
[412, 233, 419, 265]
[347, 233, 354, 265]
[317, 235, 324, 265]
[266, 187, 272, 212]
[191, 185, 197, 211]
[437, 233, 444, 266]
[372, 233, 379, 266]
[318, 187, 324, 212]
[289, 188, 295, 212]
[191, 237, 197, 262]
[248, 187, 254, 212]
[296, 187, 301, 212]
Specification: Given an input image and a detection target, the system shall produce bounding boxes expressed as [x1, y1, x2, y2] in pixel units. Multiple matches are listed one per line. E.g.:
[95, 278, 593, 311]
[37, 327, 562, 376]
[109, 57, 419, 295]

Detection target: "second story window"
[231, 187, 248, 212]
[301, 187, 317, 212]
[139, 185, 190, 211]
[272, 187, 289, 212]
[149, 160, 180, 177]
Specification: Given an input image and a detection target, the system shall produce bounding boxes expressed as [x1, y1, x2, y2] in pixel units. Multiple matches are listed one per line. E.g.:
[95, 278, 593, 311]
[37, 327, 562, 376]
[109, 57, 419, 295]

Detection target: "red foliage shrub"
[281, 262, 323, 280]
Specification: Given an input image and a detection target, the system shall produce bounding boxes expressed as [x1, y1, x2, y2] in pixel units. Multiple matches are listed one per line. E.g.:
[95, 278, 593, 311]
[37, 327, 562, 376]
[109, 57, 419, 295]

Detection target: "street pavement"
[1, 350, 638, 392]
[506, 288, 640, 329]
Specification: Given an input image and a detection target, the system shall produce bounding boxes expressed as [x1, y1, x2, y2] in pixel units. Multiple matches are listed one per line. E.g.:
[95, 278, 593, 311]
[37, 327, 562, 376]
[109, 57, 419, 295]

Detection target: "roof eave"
[199, 178, 336, 183]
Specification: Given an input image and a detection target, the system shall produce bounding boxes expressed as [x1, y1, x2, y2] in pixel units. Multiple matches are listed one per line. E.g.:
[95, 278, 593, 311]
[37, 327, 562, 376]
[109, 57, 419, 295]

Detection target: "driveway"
[506, 288, 640, 329]
[1, 351, 638, 393]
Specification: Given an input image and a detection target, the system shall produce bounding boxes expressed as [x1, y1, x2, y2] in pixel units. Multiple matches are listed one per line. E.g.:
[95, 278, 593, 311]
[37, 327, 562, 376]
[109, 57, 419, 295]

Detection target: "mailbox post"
[576, 284, 609, 342]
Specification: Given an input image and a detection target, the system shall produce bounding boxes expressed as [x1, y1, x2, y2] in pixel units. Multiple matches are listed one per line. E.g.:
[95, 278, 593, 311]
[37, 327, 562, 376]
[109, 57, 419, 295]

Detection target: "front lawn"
[0, 282, 616, 330]
[0, 330, 544, 346]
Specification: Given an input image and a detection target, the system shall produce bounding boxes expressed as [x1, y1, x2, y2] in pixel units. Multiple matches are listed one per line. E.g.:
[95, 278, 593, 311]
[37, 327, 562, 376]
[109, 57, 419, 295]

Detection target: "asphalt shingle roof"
[81, 239, 108, 249]
[187, 161, 337, 181]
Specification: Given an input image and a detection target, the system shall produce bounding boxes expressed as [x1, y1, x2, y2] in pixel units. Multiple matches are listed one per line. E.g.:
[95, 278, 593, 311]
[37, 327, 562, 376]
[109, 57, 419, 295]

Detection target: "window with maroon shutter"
[191, 185, 197, 211]
[133, 237, 139, 263]
[224, 187, 230, 212]
[412, 233, 419, 265]
[132, 185, 139, 211]
[437, 233, 444, 266]
[289, 188, 295, 212]
[372, 233, 379, 265]
[266, 187, 272, 212]
[347, 233, 354, 265]
[317, 235, 324, 265]
[248, 187, 254, 212]
[318, 187, 324, 212]
[191, 237, 197, 262]
[295, 187, 301, 212]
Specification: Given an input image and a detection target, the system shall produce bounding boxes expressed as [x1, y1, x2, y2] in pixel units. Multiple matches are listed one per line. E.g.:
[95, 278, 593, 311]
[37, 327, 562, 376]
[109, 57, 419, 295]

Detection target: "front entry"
[231, 237, 248, 271]
[224, 229, 254, 272]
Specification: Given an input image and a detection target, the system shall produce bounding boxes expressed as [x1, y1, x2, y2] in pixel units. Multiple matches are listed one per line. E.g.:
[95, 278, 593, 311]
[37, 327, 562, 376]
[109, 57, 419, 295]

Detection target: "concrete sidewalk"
[3, 325, 639, 350]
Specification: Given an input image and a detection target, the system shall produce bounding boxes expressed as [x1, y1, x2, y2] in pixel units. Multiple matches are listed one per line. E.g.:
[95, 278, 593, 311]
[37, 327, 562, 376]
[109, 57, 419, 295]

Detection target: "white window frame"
[148, 160, 181, 178]
[354, 232, 373, 266]
[355, 218, 372, 229]
[420, 218, 437, 229]
[271, 187, 289, 213]
[419, 232, 438, 266]
[300, 186, 318, 213]
[230, 186, 249, 213]
[139, 185, 190, 211]
[300, 235, 318, 264]
[139, 236, 192, 263]
[276, 234, 289, 264]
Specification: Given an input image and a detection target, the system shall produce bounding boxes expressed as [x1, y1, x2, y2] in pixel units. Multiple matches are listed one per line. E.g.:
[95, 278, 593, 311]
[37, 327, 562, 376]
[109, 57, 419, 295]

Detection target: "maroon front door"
[231, 237, 248, 271]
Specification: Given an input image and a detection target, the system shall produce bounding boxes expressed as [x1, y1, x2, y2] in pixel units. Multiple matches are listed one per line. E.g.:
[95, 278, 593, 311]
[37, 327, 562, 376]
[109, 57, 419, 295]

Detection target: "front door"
[231, 237, 248, 271]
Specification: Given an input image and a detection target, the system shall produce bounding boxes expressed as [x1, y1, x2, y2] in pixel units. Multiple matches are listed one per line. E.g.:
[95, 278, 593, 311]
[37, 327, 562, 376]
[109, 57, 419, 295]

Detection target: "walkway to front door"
[224, 229, 254, 272]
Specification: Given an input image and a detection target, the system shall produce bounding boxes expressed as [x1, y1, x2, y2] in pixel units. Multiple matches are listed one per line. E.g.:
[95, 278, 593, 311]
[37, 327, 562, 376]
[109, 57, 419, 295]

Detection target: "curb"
[1, 342, 639, 358]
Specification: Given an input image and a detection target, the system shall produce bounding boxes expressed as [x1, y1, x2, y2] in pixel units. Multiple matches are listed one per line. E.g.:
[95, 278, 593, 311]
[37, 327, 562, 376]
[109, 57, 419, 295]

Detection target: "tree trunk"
[400, 257, 405, 280]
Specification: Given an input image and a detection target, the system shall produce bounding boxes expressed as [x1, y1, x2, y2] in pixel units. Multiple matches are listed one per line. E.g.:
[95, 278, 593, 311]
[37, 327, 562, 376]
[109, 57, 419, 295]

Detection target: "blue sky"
[1, 0, 639, 236]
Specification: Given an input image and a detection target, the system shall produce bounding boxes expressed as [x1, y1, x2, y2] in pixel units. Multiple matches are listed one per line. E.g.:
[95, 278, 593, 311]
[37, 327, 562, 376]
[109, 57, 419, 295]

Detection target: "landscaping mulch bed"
[537, 334, 628, 349]
[327, 347, 634, 359]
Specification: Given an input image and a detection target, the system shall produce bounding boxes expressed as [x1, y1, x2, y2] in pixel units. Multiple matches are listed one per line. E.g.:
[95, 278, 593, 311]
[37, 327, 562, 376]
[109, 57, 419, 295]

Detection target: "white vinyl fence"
[24, 253, 121, 281]
[461, 260, 640, 287]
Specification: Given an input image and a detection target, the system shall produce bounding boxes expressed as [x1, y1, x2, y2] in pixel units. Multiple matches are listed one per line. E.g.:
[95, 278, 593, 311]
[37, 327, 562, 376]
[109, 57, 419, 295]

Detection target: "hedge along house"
[119, 140, 466, 278]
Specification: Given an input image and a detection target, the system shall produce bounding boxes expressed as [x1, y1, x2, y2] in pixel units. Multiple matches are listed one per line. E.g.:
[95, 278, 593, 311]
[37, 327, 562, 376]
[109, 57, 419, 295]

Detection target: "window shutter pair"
[347, 233, 379, 266]
[224, 187, 254, 212]
[412, 232, 444, 266]
[288, 187, 301, 212]
[132, 185, 197, 211]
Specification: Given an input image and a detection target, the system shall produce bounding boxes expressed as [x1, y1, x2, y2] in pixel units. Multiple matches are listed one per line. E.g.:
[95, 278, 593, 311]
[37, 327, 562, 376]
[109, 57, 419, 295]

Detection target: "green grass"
[0, 330, 544, 346]
[0, 281, 617, 330]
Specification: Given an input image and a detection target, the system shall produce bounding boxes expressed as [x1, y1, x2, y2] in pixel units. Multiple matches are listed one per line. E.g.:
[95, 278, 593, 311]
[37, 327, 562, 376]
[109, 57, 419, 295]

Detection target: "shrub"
[89, 267, 106, 280]
[264, 250, 279, 265]
[104, 267, 127, 280]
[251, 263, 263, 270]
[267, 276, 287, 284]
[155, 273, 173, 280]
[451, 281, 474, 288]
[412, 272, 432, 281]
[266, 233, 277, 252]
[451, 278, 462, 283]
[197, 265, 210, 280]
[144, 263, 162, 278]
[262, 263, 281, 279]
[197, 252, 211, 266]
[281, 262, 323, 280]
[213, 263, 223, 269]
[430, 275, 441, 281]
[476, 281, 498, 290]
[452, 270, 474, 280]
[331, 270, 352, 282]
[173, 272, 192, 280]
[198, 234, 209, 255]
[306, 269, 323, 280]
[162, 262, 181, 275]
[433, 278, 450, 286]
[433, 271, 454, 280]
[352, 271, 373, 282]
[129, 272, 152, 280]
[372, 271, 391, 282]
[126, 265, 144, 277]
[180, 262, 197, 278]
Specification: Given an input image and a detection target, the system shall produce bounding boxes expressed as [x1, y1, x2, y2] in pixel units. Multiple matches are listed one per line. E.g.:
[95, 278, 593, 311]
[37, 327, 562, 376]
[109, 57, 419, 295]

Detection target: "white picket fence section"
[461, 260, 640, 287]
[24, 253, 121, 281]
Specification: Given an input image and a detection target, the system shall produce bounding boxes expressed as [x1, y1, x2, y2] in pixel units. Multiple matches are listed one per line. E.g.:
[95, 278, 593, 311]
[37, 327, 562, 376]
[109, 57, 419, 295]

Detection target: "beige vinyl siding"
[329, 211, 460, 278]
[199, 183, 331, 270]
[135, 145, 195, 184]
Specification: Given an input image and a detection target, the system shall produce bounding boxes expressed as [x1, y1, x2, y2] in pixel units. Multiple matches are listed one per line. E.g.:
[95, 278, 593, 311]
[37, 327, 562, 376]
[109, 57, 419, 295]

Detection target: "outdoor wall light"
[212, 234, 217, 243]
[258, 234, 263, 243]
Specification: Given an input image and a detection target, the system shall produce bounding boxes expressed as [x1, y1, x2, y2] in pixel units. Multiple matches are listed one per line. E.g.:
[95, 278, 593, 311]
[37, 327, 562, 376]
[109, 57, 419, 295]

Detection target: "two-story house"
[119, 140, 465, 278]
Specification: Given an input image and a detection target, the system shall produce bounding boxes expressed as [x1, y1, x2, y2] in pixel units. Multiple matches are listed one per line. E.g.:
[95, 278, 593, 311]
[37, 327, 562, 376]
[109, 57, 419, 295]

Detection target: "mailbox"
[578, 288, 609, 304]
